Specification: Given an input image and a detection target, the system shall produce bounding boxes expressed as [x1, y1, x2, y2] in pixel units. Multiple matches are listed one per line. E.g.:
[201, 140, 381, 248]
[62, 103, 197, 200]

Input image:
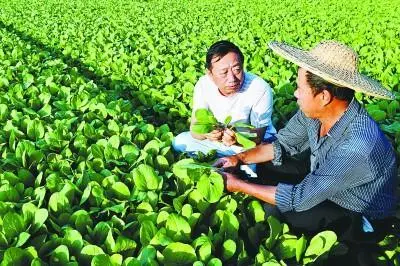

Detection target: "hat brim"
[269, 41, 395, 100]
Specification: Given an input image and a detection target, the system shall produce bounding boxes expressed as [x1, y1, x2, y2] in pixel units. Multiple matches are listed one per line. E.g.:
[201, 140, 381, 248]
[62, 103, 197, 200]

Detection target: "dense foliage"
[0, 0, 399, 265]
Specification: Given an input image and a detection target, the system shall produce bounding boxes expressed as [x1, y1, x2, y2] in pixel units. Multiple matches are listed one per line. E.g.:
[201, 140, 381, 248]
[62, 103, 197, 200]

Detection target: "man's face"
[294, 68, 323, 118]
[208, 52, 244, 96]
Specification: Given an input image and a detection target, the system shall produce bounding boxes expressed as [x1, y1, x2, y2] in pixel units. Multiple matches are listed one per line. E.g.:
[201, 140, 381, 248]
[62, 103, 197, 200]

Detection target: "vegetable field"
[0, 0, 399, 265]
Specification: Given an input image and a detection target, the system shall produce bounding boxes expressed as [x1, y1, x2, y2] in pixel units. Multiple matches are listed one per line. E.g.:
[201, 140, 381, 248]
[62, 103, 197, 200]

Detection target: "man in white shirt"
[173, 40, 276, 157]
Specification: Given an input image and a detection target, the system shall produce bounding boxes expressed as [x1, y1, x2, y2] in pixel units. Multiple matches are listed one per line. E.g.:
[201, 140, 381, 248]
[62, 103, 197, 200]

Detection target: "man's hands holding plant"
[221, 128, 236, 146]
[191, 108, 259, 192]
[204, 129, 223, 141]
[204, 128, 236, 146]
[192, 108, 256, 149]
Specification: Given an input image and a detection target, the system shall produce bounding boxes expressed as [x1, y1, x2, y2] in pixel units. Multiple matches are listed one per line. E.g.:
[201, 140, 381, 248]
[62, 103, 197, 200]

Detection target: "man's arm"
[215, 110, 311, 169]
[223, 144, 373, 213]
[224, 172, 277, 205]
[236, 142, 274, 164]
[214, 142, 275, 168]
[275, 146, 372, 213]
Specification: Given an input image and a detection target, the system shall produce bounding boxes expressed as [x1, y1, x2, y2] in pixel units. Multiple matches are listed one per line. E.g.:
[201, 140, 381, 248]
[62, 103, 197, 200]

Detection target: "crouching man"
[173, 40, 276, 157]
[215, 40, 398, 263]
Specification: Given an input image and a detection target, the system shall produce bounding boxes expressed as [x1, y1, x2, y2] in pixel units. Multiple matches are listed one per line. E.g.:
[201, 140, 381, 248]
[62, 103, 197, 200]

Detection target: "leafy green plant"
[192, 108, 257, 149]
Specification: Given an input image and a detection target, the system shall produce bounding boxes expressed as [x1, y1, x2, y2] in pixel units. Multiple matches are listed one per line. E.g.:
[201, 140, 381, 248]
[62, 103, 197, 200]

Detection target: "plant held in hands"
[191, 108, 257, 149]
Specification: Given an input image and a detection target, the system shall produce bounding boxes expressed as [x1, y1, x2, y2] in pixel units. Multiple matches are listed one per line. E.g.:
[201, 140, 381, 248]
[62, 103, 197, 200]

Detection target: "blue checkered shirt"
[273, 99, 397, 219]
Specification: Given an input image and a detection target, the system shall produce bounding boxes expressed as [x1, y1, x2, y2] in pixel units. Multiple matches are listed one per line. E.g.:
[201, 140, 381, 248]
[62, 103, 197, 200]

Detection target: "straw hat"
[269, 41, 395, 100]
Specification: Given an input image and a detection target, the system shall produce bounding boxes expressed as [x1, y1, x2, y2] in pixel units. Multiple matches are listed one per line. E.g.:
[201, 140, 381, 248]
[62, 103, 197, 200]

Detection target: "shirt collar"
[327, 98, 361, 139]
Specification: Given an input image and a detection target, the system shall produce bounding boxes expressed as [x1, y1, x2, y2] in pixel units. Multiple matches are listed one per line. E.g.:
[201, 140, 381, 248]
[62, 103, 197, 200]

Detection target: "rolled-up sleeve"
[275, 183, 295, 212]
[271, 140, 283, 166]
[275, 146, 370, 212]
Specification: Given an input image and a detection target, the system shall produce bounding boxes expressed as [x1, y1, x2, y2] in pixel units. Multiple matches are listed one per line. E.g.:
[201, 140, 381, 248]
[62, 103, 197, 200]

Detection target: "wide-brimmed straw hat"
[269, 40, 395, 100]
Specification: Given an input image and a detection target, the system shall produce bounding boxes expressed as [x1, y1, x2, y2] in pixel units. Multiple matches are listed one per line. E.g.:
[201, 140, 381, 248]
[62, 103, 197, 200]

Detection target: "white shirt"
[192, 72, 276, 136]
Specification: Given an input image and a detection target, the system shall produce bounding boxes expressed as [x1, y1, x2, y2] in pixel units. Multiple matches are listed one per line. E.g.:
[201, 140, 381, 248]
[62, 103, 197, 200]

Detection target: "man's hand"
[220, 171, 277, 205]
[222, 128, 236, 146]
[204, 129, 223, 141]
[213, 155, 241, 169]
[220, 171, 243, 192]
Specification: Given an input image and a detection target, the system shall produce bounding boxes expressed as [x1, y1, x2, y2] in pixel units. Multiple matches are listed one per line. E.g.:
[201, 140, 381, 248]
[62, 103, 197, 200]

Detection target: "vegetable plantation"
[0, 0, 399, 265]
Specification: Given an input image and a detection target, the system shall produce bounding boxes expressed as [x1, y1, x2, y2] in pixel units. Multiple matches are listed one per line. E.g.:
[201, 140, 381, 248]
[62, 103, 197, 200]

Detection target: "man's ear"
[321, 89, 333, 105]
[207, 69, 215, 82]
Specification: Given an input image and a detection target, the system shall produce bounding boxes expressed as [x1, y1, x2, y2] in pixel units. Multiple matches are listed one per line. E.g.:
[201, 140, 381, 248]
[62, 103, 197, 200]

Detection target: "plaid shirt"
[273, 99, 397, 219]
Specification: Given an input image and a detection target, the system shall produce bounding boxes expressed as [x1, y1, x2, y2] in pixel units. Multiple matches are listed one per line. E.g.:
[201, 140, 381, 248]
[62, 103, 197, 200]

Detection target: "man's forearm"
[236, 142, 274, 164]
[236, 179, 277, 205]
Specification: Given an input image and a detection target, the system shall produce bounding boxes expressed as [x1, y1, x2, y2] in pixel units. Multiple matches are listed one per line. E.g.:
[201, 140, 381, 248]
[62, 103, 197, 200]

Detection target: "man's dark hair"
[206, 40, 244, 70]
[306, 71, 354, 102]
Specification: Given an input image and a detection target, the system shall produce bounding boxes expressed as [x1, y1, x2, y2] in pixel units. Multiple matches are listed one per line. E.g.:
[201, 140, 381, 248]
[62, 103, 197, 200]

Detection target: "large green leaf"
[32, 209, 48, 232]
[192, 109, 218, 134]
[265, 216, 282, 250]
[368, 109, 386, 122]
[274, 234, 297, 260]
[63, 228, 83, 254]
[1, 247, 32, 265]
[191, 124, 214, 134]
[108, 135, 120, 149]
[48, 192, 70, 213]
[137, 245, 157, 265]
[3, 212, 25, 241]
[0, 103, 9, 121]
[143, 139, 161, 155]
[110, 182, 131, 200]
[247, 200, 266, 223]
[150, 228, 172, 247]
[23, 73, 34, 88]
[255, 245, 277, 264]
[27, 119, 45, 140]
[162, 242, 197, 265]
[220, 211, 240, 240]
[121, 144, 140, 162]
[235, 132, 256, 149]
[0, 184, 20, 202]
[91, 254, 113, 266]
[165, 213, 192, 242]
[140, 220, 158, 246]
[197, 172, 224, 203]
[91, 222, 111, 244]
[303, 231, 337, 264]
[15, 232, 31, 248]
[222, 239, 236, 260]
[113, 236, 137, 253]
[131, 164, 161, 191]
[79, 245, 105, 265]
[197, 241, 212, 262]
[22, 202, 37, 224]
[50, 245, 69, 265]
[296, 235, 307, 263]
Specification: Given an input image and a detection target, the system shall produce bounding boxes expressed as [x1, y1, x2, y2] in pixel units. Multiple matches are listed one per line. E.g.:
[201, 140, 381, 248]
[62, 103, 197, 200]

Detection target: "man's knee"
[172, 131, 192, 153]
